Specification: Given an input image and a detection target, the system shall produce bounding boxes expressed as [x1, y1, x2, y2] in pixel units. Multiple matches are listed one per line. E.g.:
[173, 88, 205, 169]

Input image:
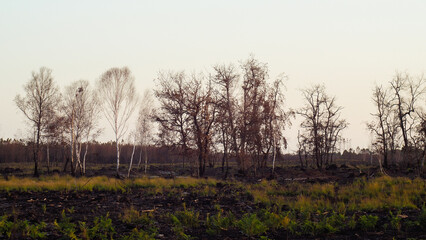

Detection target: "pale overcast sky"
[1, 1, 425, 152]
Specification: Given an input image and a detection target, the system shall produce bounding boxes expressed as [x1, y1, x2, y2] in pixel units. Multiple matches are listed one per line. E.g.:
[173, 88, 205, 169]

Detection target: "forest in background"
[7, 56, 426, 178]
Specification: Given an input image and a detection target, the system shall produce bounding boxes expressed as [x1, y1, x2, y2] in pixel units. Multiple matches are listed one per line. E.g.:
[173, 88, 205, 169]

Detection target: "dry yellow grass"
[248, 176, 425, 212]
[0, 175, 424, 213]
[0, 175, 219, 192]
[339, 176, 423, 210]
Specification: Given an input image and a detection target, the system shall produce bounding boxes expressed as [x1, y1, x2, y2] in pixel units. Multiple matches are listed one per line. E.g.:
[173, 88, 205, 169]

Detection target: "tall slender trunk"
[128, 144, 136, 178]
[198, 151, 204, 177]
[76, 142, 83, 175]
[144, 145, 148, 175]
[116, 138, 120, 177]
[33, 123, 41, 177]
[182, 153, 185, 170]
[221, 149, 227, 173]
[421, 143, 425, 168]
[298, 149, 304, 168]
[46, 144, 50, 173]
[226, 87, 241, 173]
[83, 143, 89, 175]
[33, 145, 38, 177]
[137, 147, 142, 168]
[272, 135, 276, 174]
[63, 145, 70, 173]
[70, 135, 75, 176]
[305, 150, 308, 168]
[70, 110, 75, 176]
[378, 155, 384, 174]
[225, 152, 229, 179]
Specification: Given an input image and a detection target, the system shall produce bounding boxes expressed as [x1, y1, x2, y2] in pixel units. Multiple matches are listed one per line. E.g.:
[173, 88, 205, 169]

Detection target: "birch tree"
[367, 85, 396, 168]
[240, 57, 268, 173]
[15, 67, 60, 177]
[127, 132, 137, 178]
[137, 89, 155, 174]
[97, 67, 138, 177]
[262, 77, 293, 174]
[63, 80, 100, 175]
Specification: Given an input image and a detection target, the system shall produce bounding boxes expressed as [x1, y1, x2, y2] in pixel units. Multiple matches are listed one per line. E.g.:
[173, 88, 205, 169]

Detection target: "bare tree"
[262, 77, 293, 174]
[212, 64, 239, 177]
[155, 71, 217, 177]
[154, 71, 191, 170]
[297, 85, 347, 169]
[137, 89, 155, 174]
[127, 132, 138, 178]
[184, 74, 217, 177]
[409, 109, 426, 169]
[63, 80, 100, 175]
[97, 67, 138, 177]
[368, 73, 425, 170]
[240, 57, 268, 174]
[367, 85, 397, 168]
[323, 93, 348, 165]
[44, 113, 67, 173]
[213, 58, 292, 176]
[154, 57, 291, 177]
[15, 67, 60, 177]
[297, 130, 309, 168]
[417, 111, 426, 168]
[390, 73, 425, 166]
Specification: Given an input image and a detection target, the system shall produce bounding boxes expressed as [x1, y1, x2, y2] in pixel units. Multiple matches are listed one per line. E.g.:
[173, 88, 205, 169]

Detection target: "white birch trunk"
[137, 147, 142, 168]
[76, 142, 83, 174]
[116, 137, 120, 176]
[144, 145, 148, 175]
[127, 144, 136, 178]
[83, 142, 89, 175]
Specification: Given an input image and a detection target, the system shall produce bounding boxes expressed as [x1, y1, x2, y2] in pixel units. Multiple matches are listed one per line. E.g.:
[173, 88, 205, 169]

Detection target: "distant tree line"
[11, 56, 425, 177]
[0, 138, 380, 169]
[0, 139, 177, 166]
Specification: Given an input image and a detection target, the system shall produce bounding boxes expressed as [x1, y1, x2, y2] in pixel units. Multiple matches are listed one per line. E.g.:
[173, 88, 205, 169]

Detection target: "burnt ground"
[2, 159, 424, 182]
[1, 184, 425, 240]
[0, 164, 425, 239]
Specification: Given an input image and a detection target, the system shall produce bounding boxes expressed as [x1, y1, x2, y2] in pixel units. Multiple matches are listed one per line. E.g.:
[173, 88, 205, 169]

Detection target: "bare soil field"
[0, 165, 425, 239]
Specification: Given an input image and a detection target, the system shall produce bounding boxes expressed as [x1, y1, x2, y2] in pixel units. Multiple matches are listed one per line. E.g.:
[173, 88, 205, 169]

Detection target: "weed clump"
[358, 214, 379, 231]
[54, 210, 78, 239]
[206, 209, 235, 236]
[237, 213, 268, 237]
[0, 215, 46, 239]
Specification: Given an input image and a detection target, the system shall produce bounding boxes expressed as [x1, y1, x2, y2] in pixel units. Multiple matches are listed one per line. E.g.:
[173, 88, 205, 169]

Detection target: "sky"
[1, 1, 426, 152]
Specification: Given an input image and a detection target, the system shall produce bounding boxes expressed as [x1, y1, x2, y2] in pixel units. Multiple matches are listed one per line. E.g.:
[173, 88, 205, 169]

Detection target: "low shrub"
[171, 204, 200, 229]
[89, 213, 115, 240]
[54, 210, 78, 239]
[358, 214, 378, 231]
[237, 213, 268, 237]
[0, 215, 46, 239]
[120, 228, 156, 240]
[206, 209, 235, 236]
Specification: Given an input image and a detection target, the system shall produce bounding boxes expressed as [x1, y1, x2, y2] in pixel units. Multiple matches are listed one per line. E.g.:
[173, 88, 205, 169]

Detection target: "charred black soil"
[0, 173, 425, 239]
